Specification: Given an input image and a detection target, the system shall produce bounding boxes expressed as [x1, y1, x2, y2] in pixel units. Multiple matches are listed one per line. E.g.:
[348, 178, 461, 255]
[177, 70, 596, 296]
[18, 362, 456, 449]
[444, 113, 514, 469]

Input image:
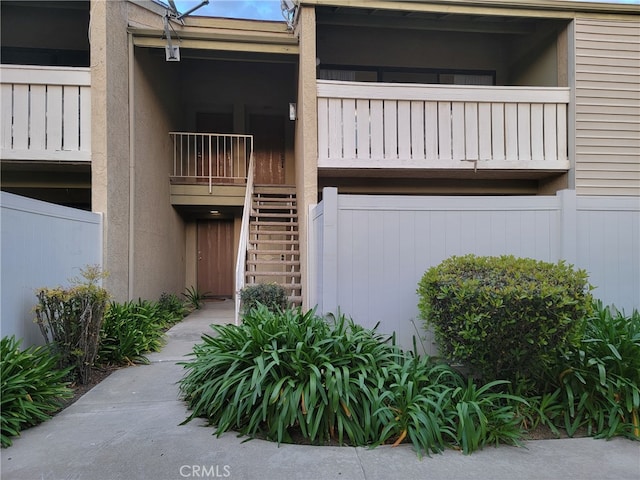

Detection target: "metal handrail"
[234, 151, 255, 325]
[169, 132, 253, 193]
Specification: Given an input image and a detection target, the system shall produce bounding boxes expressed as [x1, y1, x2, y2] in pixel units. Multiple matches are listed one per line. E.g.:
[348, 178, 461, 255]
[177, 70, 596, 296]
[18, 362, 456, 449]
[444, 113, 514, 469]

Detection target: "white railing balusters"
[317, 80, 570, 171]
[170, 132, 253, 192]
[1, 65, 91, 162]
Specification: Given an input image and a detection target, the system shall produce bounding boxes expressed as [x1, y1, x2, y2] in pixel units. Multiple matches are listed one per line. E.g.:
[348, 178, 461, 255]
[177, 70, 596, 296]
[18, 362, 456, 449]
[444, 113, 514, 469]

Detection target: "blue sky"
[173, 0, 639, 21]
[173, 1, 284, 20]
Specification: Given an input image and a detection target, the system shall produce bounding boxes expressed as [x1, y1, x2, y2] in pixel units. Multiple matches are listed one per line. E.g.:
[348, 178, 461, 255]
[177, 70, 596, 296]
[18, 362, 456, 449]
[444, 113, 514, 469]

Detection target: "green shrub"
[417, 255, 592, 387]
[179, 306, 527, 456]
[182, 286, 208, 310]
[99, 300, 166, 365]
[239, 283, 288, 314]
[546, 301, 640, 439]
[180, 306, 397, 446]
[1, 336, 72, 448]
[158, 292, 187, 326]
[35, 265, 110, 384]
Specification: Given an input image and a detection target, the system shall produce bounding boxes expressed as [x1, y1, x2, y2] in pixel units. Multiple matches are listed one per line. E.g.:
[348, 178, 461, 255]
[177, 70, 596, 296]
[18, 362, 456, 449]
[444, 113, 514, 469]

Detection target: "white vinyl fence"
[309, 188, 640, 355]
[1, 192, 102, 346]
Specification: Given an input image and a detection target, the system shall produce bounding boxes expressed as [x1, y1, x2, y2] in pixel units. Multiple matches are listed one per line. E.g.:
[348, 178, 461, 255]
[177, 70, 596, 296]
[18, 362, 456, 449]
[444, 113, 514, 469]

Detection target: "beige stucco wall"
[91, 0, 131, 301]
[131, 47, 186, 299]
[92, 0, 188, 301]
[508, 23, 564, 87]
[295, 6, 318, 309]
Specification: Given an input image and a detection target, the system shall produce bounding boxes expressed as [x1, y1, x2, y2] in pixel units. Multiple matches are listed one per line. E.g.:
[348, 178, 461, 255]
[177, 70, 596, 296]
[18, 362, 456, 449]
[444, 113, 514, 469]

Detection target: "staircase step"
[251, 222, 298, 228]
[254, 185, 296, 195]
[250, 233, 299, 239]
[253, 195, 297, 202]
[246, 271, 301, 278]
[252, 206, 298, 213]
[250, 239, 299, 245]
[251, 212, 298, 219]
[244, 185, 302, 306]
[250, 222, 299, 228]
[248, 249, 299, 256]
[247, 259, 300, 266]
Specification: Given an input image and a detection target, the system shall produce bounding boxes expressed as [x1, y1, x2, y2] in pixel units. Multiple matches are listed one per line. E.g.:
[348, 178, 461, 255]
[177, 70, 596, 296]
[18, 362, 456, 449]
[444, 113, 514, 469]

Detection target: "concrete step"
[246, 259, 300, 266]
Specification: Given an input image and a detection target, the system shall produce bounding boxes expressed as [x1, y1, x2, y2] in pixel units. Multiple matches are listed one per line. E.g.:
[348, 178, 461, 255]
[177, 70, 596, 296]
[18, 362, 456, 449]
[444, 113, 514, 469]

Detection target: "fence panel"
[1, 193, 102, 346]
[311, 189, 639, 355]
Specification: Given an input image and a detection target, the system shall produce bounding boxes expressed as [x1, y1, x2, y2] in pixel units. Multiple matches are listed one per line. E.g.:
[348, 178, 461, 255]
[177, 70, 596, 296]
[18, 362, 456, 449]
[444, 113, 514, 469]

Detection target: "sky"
[172, 0, 639, 21]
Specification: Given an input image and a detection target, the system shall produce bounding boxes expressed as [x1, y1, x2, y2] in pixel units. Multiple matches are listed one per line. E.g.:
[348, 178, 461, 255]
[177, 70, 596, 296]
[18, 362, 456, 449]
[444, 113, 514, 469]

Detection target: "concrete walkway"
[2, 299, 639, 480]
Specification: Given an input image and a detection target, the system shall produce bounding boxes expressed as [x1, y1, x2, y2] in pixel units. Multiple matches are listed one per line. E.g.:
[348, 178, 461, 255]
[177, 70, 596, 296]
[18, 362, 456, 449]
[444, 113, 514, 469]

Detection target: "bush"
[1, 336, 72, 448]
[239, 283, 288, 314]
[179, 306, 526, 456]
[545, 302, 640, 439]
[158, 292, 188, 326]
[99, 300, 167, 365]
[417, 255, 592, 387]
[182, 286, 208, 310]
[35, 265, 110, 384]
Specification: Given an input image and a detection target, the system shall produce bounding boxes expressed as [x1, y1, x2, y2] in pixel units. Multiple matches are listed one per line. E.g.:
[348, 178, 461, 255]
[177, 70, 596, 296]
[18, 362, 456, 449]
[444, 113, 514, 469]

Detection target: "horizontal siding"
[575, 18, 640, 196]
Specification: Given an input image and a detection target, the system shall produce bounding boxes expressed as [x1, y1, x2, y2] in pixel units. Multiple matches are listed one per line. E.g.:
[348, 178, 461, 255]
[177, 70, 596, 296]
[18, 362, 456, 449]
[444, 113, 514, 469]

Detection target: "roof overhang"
[128, 4, 298, 56]
[301, 0, 640, 18]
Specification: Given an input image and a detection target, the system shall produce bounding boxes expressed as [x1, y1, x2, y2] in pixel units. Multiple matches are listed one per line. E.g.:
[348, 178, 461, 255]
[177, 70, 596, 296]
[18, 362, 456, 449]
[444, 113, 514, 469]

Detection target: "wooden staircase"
[245, 185, 302, 305]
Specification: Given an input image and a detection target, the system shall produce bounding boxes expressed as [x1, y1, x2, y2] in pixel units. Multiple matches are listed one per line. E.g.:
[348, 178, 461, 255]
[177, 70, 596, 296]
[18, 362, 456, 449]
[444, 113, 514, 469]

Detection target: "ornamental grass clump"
[417, 255, 592, 388]
[179, 305, 527, 456]
[544, 301, 640, 440]
[99, 299, 168, 366]
[1, 336, 72, 447]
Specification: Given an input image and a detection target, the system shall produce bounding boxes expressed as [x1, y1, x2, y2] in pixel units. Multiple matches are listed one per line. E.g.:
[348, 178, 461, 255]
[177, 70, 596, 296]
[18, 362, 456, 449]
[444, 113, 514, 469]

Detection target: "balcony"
[1, 65, 91, 162]
[169, 132, 253, 207]
[317, 80, 570, 172]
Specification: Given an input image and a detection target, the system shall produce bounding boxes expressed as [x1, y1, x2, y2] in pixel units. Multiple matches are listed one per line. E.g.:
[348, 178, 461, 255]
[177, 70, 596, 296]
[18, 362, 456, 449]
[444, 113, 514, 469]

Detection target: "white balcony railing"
[170, 132, 253, 193]
[317, 80, 570, 170]
[1, 65, 91, 162]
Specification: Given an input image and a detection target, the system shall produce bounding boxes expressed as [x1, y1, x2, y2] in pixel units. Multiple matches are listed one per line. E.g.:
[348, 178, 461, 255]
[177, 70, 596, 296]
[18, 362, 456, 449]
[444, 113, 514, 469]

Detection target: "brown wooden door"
[196, 113, 234, 179]
[197, 220, 234, 297]
[251, 114, 285, 185]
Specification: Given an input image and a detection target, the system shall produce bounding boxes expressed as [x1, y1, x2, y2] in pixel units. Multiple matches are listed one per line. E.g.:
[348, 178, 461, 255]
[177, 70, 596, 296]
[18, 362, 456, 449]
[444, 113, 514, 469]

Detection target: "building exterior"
[2, 1, 638, 342]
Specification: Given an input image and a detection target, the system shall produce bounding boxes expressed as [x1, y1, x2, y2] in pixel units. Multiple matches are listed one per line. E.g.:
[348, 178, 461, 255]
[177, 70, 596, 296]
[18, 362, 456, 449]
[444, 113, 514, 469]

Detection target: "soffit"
[128, 9, 298, 56]
[305, 0, 640, 18]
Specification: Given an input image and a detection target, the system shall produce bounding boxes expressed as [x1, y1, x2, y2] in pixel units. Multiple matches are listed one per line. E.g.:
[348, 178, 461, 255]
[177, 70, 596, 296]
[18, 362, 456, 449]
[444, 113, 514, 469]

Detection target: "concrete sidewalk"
[2, 299, 639, 480]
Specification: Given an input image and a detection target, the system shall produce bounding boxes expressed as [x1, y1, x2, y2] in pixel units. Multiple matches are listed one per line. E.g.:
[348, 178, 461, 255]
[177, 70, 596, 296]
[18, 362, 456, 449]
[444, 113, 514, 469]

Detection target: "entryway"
[197, 219, 234, 297]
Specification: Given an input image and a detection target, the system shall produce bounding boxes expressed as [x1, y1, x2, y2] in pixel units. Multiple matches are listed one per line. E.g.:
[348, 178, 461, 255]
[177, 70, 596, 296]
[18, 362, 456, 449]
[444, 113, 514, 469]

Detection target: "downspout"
[128, 32, 136, 299]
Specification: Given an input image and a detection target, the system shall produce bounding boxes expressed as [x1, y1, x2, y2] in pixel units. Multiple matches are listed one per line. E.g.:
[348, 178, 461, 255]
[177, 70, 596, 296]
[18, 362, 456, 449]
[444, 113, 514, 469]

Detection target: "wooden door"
[196, 113, 234, 179]
[197, 220, 234, 297]
[250, 114, 285, 185]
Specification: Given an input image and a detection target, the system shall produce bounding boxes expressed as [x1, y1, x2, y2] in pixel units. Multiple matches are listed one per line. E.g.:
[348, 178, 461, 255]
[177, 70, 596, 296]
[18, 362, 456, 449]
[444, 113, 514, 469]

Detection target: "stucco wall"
[295, 5, 318, 309]
[131, 48, 186, 300]
[90, 0, 131, 301]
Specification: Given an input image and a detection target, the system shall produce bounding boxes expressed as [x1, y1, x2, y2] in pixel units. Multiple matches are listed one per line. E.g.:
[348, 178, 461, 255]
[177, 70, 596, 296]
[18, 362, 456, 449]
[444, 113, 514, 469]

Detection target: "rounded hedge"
[417, 254, 593, 387]
[239, 283, 288, 314]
